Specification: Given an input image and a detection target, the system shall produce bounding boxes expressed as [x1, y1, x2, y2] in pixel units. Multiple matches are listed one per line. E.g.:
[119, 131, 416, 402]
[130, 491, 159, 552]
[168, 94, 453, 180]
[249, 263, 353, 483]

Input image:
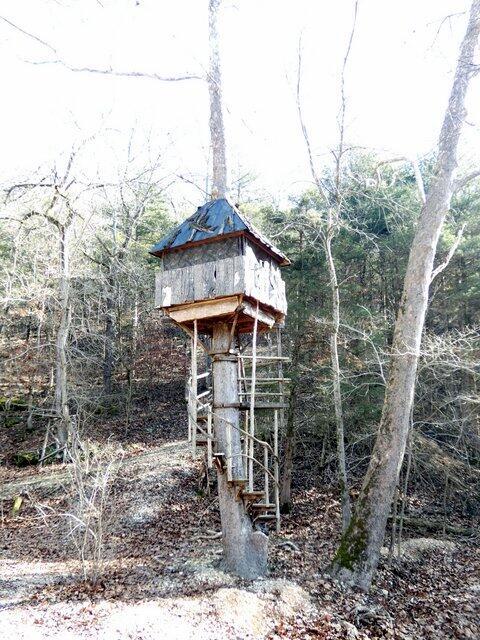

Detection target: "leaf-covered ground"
[1, 430, 478, 639]
[1, 330, 478, 638]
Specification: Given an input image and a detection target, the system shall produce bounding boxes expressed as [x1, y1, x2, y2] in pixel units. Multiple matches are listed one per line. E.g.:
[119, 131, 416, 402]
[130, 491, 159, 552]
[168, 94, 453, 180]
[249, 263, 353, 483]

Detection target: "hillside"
[1, 361, 478, 639]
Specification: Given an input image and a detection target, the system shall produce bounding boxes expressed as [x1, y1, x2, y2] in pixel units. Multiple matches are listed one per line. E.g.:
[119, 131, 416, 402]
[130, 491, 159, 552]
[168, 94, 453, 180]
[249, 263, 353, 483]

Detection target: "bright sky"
[1, 0, 478, 207]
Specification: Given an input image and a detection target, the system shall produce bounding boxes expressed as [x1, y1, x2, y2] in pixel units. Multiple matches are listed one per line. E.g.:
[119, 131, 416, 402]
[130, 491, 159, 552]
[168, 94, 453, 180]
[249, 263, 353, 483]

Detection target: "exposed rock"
[381, 537, 457, 562]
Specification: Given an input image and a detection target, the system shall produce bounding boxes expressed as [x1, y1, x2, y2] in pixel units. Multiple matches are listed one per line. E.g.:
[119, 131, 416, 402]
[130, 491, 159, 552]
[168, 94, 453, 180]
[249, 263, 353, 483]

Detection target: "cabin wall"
[155, 236, 287, 316]
[162, 237, 241, 269]
[155, 237, 245, 308]
[243, 241, 287, 314]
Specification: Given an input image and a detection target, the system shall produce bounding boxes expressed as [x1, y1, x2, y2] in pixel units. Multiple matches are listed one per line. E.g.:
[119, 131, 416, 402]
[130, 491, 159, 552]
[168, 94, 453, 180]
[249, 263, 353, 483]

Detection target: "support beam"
[241, 300, 276, 328]
[248, 303, 258, 492]
[207, 406, 213, 469]
[191, 320, 198, 455]
[274, 410, 280, 533]
[168, 295, 241, 324]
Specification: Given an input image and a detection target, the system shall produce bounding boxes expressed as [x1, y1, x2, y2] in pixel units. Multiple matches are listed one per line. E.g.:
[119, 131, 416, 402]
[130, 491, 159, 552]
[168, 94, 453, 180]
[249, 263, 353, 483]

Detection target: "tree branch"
[374, 156, 426, 203]
[453, 169, 480, 193]
[31, 60, 204, 82]
[0, 15, 57, 54]
[430, 223, 466, 283]
[411, 156, 426, 204]
[1, 15, 203, 82]
[296, 37, 330, 205]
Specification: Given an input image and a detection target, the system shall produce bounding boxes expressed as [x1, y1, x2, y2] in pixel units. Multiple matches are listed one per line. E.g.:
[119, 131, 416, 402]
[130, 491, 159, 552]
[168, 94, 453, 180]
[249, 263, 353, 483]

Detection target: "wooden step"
[227, 478, 248, 487]
[196, 430, 214, 438]
[238, 402, 288, 410]
[249, 502, 274, 511]
[241, 490, 265, 502]
[254, 513, 277, 523]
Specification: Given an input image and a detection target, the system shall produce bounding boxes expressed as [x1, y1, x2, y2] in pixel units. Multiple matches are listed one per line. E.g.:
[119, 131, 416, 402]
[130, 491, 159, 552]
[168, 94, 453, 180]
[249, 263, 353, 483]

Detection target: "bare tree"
[208, 0, 228, 198]
[331, 0, 480, 590]
[90, 157, 166, 397]
[296, 1, 359, 531]
[206, 0, 268, 578]
[1, 1, 236, 202]
[7, 156, 79, 453]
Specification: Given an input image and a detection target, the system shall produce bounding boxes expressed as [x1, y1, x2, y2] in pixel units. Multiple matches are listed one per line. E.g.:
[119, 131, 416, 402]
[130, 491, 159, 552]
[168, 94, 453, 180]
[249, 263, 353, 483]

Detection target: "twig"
[195, 529, 222, 540]
[276, 540, 301, 553]
[430, 223, 466, 283]
[0, 15, 203, 82]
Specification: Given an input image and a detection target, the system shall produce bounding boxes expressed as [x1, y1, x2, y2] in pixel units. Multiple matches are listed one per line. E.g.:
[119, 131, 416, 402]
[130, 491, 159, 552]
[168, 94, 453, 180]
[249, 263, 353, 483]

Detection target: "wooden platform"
[163, 295, 284, 335]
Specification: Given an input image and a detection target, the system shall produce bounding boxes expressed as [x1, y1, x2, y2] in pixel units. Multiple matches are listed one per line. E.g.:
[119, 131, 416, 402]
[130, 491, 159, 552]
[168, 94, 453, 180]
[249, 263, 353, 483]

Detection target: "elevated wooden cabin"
[150, 199, 289, 333]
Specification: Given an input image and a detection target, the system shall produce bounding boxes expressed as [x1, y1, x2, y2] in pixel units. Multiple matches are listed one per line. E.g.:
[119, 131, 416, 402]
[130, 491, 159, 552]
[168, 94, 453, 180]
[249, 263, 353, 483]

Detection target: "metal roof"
[149, 198, 289, 265]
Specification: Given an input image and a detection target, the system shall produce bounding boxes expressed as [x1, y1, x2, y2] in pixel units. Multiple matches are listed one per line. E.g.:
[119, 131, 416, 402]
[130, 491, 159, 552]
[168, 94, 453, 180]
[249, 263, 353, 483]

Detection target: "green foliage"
[12, 451, 39, 467]
[0, 397, 28, 412]
[332, 515, 368, 570]
[1, 149, 478, 494]
[245, 152, 480, 480]
[93, 400, 121, 417]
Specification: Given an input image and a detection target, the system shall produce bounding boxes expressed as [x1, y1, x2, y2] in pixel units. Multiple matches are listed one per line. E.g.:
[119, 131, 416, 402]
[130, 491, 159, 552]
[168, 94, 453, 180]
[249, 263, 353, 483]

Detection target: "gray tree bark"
[331, 0, 480, 591]
[325, 221, 351, 531]
[17, 168, 76, 451]
[103, 270, 115, 395]
[280, 370, 296, 513]
[212, 323, 267, 578]
[208, 0, 227, 198]
[54, 223, 72, 451]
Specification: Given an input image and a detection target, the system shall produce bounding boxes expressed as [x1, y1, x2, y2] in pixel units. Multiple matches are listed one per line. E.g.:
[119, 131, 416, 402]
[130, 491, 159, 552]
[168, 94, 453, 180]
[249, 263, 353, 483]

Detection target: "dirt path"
[0, 441, 189, 500]
[0, 439, 316, 640]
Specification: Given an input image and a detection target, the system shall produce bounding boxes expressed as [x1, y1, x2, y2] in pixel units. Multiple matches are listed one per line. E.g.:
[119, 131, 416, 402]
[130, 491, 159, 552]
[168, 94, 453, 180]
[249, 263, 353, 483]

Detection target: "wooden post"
[191, 319, 198, 455]
[239, 356, 249, 478]
[187, 376, 193, 443]
[248, 302, 259, 491]
[274, 410, 280, 533]
[226, 413, 233, 482]
[276, 326, 285, 439]
[212, 321, 267, 578]
[264, 446, 269, 505]
[207, 405, 213, 469]
[244, 410, 249, 477]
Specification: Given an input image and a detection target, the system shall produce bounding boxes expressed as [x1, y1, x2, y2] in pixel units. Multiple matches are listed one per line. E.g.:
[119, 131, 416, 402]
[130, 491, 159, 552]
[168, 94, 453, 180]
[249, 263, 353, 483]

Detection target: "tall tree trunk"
[126, 289, 139, 428]
[327, 1, 357, 531]
[103, 270, 115, 395]
[280, 229, 304, 512]
[325, 223, 351, 531]
[331, 1, 480, 591]
[212, 323, 267, 578]
[280, 337, 299, 513]
[208, 0, 227, 198]
[0, 237, 18, 335]
[55, 224, 72, 450]
[207, 0, 266, 577]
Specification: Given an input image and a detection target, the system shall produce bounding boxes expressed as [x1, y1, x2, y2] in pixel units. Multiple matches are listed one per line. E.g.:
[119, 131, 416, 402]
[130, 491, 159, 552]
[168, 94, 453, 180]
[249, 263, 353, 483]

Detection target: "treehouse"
[150, 198, 289, 333]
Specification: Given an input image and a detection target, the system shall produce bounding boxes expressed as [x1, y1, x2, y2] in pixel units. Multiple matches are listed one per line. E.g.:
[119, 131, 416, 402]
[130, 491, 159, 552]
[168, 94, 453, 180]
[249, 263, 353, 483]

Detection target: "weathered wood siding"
[155, 237, 287, 315]
[244, 241, 287, 314]
[162, 237, 241, 269]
